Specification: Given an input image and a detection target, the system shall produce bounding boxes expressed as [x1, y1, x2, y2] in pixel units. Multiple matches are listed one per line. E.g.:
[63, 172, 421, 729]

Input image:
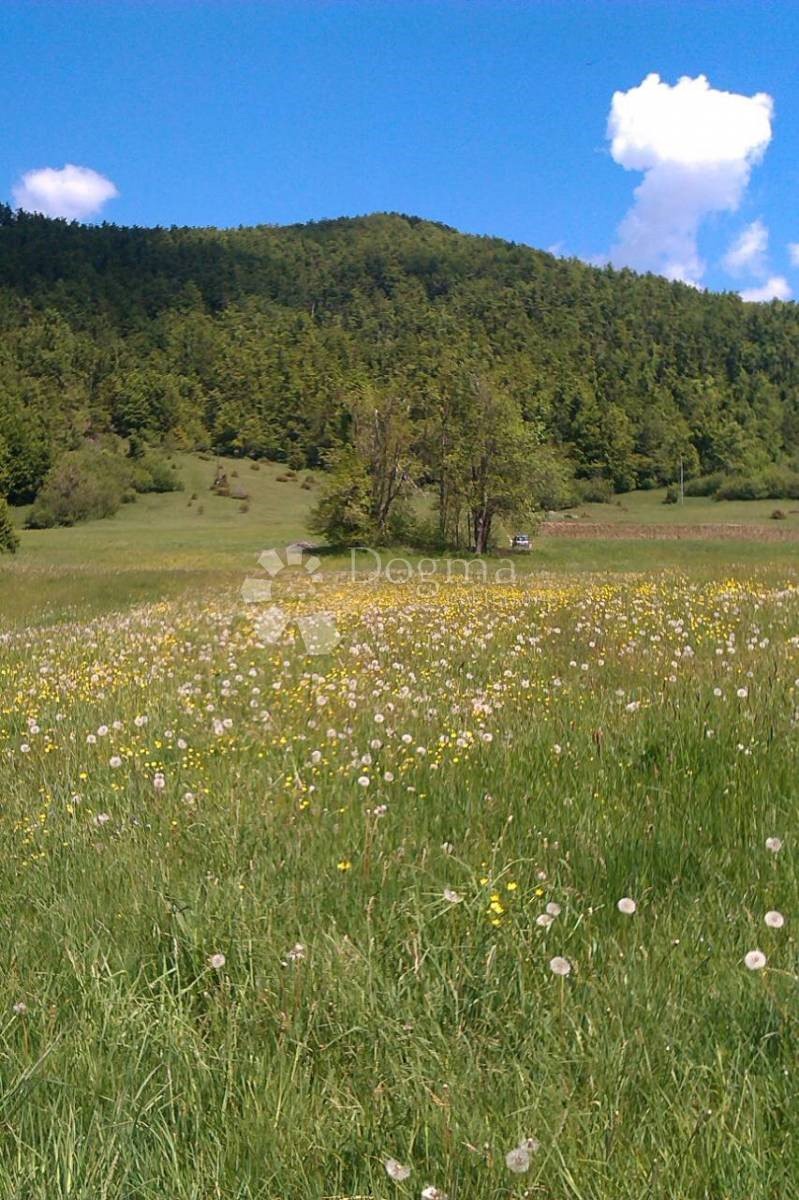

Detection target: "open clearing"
[1, 459, 799, 1199]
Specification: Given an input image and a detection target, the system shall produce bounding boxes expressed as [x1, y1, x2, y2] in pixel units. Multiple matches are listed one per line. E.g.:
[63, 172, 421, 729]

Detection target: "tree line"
[2, 205, 799, 544]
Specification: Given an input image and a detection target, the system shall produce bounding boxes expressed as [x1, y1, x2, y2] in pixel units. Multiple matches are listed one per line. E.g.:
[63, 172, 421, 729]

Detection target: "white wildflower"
[744, 949, 767, 971]
[549, 956, 572, 976]
[505, 1145, 530, 1173]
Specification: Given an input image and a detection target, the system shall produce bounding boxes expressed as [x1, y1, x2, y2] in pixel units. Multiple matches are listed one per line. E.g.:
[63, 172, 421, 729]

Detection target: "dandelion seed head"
[617, 897, 637, 915]
[384, 1158, 411, 1181]
[505, 1145, 531, 1173]
[766, 837, 782, 853]
[208, 953, 226, 970]
[744, 949, 767, 971]
[549, 955, 572, 976]
[764, 911, 785, 928]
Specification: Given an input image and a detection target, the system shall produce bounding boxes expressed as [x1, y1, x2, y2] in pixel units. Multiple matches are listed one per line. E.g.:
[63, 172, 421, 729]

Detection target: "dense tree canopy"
[2, 205, 799, 512]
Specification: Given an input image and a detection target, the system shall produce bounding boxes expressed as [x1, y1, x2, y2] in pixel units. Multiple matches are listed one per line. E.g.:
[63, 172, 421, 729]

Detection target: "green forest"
[3, 205, 799, 546]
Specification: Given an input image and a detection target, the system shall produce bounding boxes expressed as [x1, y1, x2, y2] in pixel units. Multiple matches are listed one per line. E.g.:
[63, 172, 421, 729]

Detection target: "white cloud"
[723, 219, 769, 277]
[608, 74, 773, 285]
[12, 164, 119, 220]
[788, 243, 799, 267]
[739, 275, 791, 302]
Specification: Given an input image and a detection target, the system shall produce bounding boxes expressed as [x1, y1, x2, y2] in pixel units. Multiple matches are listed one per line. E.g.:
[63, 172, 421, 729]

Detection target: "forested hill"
[2, 203, 799, 504]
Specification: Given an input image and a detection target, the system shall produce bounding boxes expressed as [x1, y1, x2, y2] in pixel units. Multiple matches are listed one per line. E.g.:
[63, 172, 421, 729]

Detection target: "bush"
[0, 498, 19, 554]
[714, 475, 768, 501]
[772, 509, 787, 520]
[528, 447, 579, 511]
[27, 448, 133, 528]
[713, 469, 799, 502]
[132, 453, 183, 494]
[577, 477, 614, 504]
[663, 485, 679, 505]
[684, 472, 726, 497]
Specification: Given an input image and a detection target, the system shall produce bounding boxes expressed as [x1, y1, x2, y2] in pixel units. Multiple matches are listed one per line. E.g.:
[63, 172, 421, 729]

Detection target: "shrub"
[684, 472, 725, 497]
[27, 448, 133, 529]
[132, 453, 183, 494]
[663, 484, 679, 505]
[0, 498, 19, 554]
[772, 508, 787, 520]
[528, 447, 579, 511]
[713, 470, 799, 502]
[577, 477, 614, 504]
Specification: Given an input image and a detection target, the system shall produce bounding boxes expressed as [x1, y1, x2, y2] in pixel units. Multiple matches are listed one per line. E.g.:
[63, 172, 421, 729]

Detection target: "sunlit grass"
[1, 571, 798, 1197]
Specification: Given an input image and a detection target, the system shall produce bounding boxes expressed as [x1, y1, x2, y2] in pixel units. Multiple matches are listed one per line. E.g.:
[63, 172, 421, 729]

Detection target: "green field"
[2, 460, 799, 1198]
[3, 455, 799, 627]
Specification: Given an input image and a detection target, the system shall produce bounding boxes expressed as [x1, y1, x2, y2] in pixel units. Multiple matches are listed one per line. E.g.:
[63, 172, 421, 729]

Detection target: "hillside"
[2, 206, 799, 507]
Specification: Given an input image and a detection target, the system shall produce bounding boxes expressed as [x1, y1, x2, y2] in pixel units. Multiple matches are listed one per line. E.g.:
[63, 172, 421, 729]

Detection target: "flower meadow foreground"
[2, 572, 799, 1198]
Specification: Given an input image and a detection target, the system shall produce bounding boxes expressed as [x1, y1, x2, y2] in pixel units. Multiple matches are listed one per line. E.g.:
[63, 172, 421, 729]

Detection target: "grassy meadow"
[2, 458, 799, 1198]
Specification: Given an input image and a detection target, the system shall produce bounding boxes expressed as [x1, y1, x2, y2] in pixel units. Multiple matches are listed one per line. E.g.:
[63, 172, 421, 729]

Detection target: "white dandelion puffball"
[207, 953, 226, 970]
[505, 1145, 531, 1174]
[765, 837, 783, 853]
[617, 897, 637, 915]
[521, 1136, 541, 1153]
[443, 888, 462, 904]
[744, 949, 767, 971]
[536, 913, 554, 928]
[545, 901, 561, 917]
[549, 956, 572, 976]
[421, 1187, 448, 1200]
[764, 911, 785, 929]
[384, 1158, 411, 1181]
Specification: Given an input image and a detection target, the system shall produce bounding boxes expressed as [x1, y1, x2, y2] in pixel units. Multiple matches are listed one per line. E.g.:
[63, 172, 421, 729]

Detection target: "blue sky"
[3, 1, 799, 295]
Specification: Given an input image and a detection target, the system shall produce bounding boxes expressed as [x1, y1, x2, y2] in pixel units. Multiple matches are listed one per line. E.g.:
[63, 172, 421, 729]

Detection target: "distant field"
[2, 457, 799, 628]
[557, 486, 799, 530]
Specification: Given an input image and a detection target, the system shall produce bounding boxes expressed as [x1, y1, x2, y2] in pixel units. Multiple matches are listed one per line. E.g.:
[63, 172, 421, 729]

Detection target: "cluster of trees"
[26, 440, 182, 529]
[3, 205, 799, 544]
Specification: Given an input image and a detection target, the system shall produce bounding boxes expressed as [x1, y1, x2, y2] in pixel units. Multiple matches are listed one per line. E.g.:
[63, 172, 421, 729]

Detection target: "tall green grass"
[1, 574, 798, 1196]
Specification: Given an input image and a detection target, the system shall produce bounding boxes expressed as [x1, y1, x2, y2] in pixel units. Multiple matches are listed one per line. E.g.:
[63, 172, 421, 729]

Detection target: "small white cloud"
[608, 74, 773, 285]
[723, 219, 768, 277]
[788, 243, 799, 267]
[739, 275, 791, 302]
[12, 164, 119, 220]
